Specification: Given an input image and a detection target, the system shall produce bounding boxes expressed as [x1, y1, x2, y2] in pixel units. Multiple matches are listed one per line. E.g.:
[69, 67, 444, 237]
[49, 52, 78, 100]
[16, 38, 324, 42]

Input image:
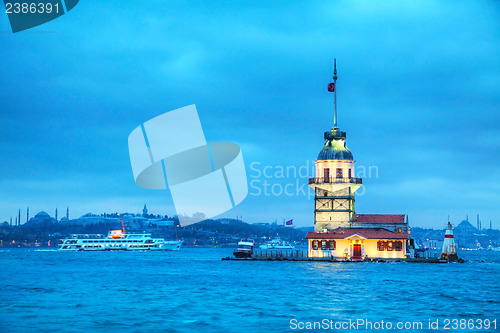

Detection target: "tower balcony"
[309, 177, 362, 185]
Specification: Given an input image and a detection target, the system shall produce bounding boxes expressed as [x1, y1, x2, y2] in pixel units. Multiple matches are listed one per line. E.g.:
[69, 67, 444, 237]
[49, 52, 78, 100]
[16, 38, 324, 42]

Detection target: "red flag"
[328, 82, 335, 92]
[285, 219, 293, 226]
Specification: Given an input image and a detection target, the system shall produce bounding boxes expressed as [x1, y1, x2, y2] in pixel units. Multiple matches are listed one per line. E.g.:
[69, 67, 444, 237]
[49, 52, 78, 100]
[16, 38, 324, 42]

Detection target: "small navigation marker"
[440, 221, 458, 261]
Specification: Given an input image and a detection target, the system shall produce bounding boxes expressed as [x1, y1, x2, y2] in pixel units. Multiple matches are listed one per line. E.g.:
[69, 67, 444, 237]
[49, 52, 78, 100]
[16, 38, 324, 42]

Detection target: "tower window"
[323, 168, 330, 181]
[348, 169, 352, 178]
[336, 168, 343, 178]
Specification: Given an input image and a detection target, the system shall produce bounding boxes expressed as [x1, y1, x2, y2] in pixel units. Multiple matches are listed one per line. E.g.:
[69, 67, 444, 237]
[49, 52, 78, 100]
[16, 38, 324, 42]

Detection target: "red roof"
[306, 228, 408, 240]
[352, 214, 406, 224]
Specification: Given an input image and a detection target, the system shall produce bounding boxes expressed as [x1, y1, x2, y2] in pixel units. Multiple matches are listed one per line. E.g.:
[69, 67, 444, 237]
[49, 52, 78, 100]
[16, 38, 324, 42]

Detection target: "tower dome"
[317, 128, 353, 161]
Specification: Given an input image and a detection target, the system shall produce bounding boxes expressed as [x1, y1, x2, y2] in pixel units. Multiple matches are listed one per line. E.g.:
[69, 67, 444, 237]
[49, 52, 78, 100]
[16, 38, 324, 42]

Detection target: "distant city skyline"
[4, 204, 497, 231]
[1, 1, 499, 228]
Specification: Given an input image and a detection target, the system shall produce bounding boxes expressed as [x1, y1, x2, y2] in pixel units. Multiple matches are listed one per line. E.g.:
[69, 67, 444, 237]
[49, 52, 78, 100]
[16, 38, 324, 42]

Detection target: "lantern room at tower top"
[306, 60, 411, 260]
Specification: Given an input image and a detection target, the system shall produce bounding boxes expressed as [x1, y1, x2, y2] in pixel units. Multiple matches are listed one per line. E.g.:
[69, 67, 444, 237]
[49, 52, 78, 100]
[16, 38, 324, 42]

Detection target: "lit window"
[313, 240, 318, 250]
[387, 241, 393, 251]
[321, 241, 326, 250]
[329, 240, 336, 250]
[397, 228, 402, 233]
[324, 168, 330, 181]
[336, 168, 343, 178]
[377, 241, 385, 251]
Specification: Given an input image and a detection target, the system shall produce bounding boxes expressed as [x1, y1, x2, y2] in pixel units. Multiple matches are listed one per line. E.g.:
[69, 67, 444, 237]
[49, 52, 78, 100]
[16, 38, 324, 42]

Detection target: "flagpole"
[333, 59, 338, 128]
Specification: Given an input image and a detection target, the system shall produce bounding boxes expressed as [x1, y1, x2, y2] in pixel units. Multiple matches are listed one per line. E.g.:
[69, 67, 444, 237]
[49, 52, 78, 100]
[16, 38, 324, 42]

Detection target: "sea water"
[0, 249, 499, 332]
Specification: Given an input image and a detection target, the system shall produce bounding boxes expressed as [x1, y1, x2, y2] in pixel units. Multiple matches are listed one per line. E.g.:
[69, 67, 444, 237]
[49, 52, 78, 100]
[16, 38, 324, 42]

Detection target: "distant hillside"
[411, 220, 500, 249]
[180, 218, 307, 246]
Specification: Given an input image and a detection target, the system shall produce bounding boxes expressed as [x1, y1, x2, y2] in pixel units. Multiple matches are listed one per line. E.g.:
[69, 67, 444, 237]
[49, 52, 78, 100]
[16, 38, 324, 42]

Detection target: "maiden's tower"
[306, 60, 410, 260]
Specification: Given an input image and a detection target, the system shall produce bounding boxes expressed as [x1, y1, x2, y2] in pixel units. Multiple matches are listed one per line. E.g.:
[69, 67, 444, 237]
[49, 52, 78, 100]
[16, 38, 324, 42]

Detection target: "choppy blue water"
[0, 248, 499, 333]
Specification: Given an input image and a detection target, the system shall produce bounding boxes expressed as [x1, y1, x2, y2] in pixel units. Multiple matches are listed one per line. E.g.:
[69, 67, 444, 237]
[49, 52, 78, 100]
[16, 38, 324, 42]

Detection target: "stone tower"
[309, 60, 362, 232]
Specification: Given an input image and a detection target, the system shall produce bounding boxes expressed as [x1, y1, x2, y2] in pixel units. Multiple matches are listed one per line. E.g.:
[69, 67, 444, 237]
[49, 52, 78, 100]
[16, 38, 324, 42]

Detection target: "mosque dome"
[317, 129, 354, 161]
[35, 211, 50, 218]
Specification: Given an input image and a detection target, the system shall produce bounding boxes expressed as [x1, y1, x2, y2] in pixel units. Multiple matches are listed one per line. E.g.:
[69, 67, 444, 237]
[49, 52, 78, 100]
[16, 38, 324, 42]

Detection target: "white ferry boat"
[58, 229, 182, 251]
[259, 237, 295, 250]
[233, 239, 255, 258]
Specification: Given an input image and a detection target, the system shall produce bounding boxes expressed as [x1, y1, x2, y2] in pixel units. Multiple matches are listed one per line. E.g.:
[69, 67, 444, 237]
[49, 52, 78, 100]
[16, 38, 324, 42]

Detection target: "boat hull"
[160, 240, 183, 251]
[233, 251, 252, 258]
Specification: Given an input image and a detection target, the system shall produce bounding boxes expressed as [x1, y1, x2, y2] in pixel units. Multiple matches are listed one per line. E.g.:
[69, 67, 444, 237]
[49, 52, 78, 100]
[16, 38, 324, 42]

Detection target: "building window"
[377, 241, 385, 251]
[313, 240, 318, 250]
[324, 168, 330, 181]
[323, 191, 328, 197]
[328, 240, 336, 250]
[387, 241, 393, 251]
[394, 241, 402, 251]
[348, 169, 352, 178]
[321, 240, 326, 250]
[397, 228, 402, 233]
[336, 168, 343, 178]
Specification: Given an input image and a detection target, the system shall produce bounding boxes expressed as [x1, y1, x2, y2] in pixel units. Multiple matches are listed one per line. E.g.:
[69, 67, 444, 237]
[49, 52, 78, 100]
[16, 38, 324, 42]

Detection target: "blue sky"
[1, 0, 499, 228]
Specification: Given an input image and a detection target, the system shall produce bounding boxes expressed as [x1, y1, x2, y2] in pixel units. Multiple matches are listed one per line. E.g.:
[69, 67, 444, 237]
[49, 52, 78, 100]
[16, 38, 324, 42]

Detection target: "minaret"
[66, 207, 69, 219]
[15, 216, 18, 226]
[309, 60, 363, 232]
[27, 207, 29, 223]
[10, 217, 12, 226]
[143, 204, 148, 217]
[18, 209, 21, 226]
[55, 208, 58, 222]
